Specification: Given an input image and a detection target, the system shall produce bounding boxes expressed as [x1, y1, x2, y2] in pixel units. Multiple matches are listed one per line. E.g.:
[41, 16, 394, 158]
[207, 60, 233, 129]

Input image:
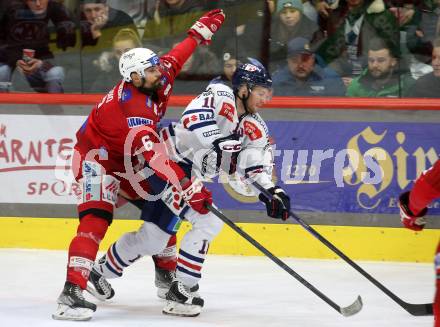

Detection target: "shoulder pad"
[207, 83, 235, 102]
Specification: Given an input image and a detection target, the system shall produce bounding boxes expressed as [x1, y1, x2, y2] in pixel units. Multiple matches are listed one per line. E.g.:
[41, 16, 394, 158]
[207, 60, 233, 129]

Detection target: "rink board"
[0, 216, 438, 263]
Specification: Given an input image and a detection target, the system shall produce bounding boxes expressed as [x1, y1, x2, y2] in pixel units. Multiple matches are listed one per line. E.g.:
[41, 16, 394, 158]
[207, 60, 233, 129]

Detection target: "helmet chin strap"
[235, 84, 252, 116]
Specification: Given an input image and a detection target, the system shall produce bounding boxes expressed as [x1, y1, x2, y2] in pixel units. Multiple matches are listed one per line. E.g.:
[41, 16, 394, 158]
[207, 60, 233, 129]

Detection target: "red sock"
[152, 234, 177, 271]
[66, 214, 109, 289]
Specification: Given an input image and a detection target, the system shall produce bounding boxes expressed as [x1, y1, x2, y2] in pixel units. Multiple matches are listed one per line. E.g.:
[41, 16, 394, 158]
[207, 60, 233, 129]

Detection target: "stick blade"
[404, 302, 433, 316]
[340, 295, 363, 317]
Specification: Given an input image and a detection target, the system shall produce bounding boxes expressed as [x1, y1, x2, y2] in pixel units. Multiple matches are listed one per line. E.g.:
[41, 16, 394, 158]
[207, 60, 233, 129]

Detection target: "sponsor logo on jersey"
[82, 161, 100, 202]
[102, 175, 119, 205]
[219, 102, 235, 122]
[183, 111, 214, 129]
[250, 113, 269, 136]
[217, 90, 234, 100]
[199, 112, 214, 121]
[121, 89, 132, 102]
[127, 117, 154, 128]
[202, 129, 221, 137]
[244, 120, 262, 140]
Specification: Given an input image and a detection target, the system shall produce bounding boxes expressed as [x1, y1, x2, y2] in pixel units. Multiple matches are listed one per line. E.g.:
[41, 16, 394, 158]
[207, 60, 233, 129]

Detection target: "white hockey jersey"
[232, 112, 275, 194]
[161, 83, 239, 178]
[160, 83, 275, 191]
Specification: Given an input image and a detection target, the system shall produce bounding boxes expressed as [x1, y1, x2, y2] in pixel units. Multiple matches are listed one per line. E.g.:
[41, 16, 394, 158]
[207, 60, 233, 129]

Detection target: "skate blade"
[162, 301, 201, 317]
[86, 284, 112, 301]
[52, 304, 94, 321]
[157, 287, 199, 300]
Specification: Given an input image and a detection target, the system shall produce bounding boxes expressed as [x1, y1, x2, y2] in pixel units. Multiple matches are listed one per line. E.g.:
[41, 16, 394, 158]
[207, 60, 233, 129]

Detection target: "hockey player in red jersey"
[398, 160, 440, 326]
[85, 60, 290, 317]
[52, 9, 226, 321]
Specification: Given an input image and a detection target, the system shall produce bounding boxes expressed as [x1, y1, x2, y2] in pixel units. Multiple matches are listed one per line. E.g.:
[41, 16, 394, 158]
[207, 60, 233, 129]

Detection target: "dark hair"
[367, 37, 398, 58]
[368, 37, 390, 52]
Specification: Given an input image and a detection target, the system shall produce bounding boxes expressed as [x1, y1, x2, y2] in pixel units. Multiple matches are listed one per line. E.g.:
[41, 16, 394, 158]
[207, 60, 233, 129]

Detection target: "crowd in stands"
[0, 0, 439, 97]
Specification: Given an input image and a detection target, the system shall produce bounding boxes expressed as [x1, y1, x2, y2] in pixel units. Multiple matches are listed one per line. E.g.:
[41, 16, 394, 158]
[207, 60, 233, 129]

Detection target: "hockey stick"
[248, 179, 433, 316]
[206, 203, 363, 317]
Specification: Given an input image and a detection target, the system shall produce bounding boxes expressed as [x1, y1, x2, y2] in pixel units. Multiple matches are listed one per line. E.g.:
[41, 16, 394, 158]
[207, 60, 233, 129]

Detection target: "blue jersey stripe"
[187, 121, 216, 131]
[179, 249, 205, 263]
[177, 265, 202, 278]
[105, 262, 123, 277]
[184, 108, 214, 115]
[112, 243, 129, 267]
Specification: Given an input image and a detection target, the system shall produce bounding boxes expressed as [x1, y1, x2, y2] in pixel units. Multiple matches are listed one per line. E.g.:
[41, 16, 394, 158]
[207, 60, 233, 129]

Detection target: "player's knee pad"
[119, 222, 171, 256]
[184, 210, 223, 242]
[77, 161, 120, 225]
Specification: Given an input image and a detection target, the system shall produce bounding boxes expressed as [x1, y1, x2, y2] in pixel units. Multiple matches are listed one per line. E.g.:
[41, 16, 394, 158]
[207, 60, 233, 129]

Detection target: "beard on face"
[369, 67, 392, 79]
[137, 78, 162, 102]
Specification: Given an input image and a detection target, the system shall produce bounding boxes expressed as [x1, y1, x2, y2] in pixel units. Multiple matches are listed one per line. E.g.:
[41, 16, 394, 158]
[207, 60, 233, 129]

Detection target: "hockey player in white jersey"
[87, 60, 291, 317]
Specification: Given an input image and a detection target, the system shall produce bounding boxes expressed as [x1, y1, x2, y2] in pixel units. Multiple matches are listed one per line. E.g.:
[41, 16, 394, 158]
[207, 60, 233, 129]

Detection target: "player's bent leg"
[88, 221, 171, 301]
[163, 210, 223, 317]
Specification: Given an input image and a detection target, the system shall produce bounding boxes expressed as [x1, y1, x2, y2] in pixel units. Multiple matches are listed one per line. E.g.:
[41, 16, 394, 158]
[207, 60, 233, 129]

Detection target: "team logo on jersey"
[219, 102, 235, 122]
[244, 121, 262, 140]
[127, 117, 154, 128]
[121, 89, 132, 102]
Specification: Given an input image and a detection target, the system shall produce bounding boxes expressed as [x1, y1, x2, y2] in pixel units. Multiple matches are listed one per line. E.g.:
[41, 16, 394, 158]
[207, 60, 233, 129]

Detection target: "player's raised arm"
[161, 9, 226, 78]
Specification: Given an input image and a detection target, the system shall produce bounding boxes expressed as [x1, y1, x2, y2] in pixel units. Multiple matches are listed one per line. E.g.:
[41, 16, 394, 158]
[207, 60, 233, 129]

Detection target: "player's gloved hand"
[212, 134, 241, 154]
[188, 9, 225, 45]
[398, 191, 428, 231]
[259, 186, 291, 220]
[181, 178, 213, 214]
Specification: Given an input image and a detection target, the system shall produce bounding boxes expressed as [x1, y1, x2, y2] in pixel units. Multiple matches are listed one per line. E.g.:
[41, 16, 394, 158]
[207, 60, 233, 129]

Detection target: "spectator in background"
[409, 38, 440, 97]
[316, 0, 399, 88]
[142, 0, 205, 50]
[269, 0, 321, 72]
[80, 0, 138, 91]
[210, 50, 242, 86]
[384, 1, 432, 80]
[90, 28, 142, 92]
[346, 37, 415, 97]
[107, 0, 148, 31]
[272, 37, 345, 96]
[172, 42, 221, 94]
[407, 0, 440, 65]
[0, 0, 76, 93]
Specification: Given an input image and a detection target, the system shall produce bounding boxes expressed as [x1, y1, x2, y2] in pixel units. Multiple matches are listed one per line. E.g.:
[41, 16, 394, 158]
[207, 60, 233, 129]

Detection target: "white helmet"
[119, 48, 160, 82]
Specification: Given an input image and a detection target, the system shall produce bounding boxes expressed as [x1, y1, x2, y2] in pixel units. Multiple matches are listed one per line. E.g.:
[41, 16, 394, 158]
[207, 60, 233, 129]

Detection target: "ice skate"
[86, 265, 115, 301]
[155, 267, 199, 299]
[52, 281, 96, 321]
[162, 280, 204, 317]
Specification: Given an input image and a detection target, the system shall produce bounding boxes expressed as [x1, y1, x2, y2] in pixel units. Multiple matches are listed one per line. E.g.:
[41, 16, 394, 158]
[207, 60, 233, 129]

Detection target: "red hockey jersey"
[74, 37, 199, 183]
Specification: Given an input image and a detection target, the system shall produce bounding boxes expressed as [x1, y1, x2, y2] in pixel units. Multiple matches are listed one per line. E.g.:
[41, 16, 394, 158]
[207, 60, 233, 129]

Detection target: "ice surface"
[0, 249, 434, 326]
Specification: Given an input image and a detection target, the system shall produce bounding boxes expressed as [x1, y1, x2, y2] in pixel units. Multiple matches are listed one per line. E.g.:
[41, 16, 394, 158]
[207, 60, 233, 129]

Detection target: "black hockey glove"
[258, 186, 291, 220]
